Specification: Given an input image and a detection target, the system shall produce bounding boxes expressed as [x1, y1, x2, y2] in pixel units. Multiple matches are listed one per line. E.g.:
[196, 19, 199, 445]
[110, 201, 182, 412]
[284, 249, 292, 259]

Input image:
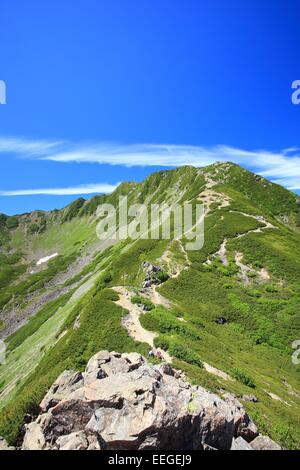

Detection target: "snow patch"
[36, 253, 58, 266]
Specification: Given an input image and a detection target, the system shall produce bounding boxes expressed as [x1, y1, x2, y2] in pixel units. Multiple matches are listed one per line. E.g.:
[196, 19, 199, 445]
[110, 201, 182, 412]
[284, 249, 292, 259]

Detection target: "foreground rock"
[21, 351, 279, 450]
[231, 436, 254, 450]
[223, 393, 258, 442]
[0, 437, 15, 450]
[250, 435, 282, 450]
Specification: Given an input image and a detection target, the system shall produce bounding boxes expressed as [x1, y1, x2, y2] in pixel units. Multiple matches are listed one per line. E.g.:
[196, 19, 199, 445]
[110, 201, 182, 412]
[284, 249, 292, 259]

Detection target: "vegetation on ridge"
[0, 162, 299, 449]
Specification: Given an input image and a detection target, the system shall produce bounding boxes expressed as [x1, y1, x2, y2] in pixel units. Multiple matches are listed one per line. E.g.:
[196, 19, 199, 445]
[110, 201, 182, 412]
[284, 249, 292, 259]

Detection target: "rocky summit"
[18, 351, 279, 451]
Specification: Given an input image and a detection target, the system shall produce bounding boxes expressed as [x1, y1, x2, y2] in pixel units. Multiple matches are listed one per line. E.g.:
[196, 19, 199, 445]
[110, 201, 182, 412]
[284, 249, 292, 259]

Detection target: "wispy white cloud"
[1, 137, 300, 190]
[0, 183, 119, 197]
[37, 143, 300, 190]
[0, 137, 65, 156]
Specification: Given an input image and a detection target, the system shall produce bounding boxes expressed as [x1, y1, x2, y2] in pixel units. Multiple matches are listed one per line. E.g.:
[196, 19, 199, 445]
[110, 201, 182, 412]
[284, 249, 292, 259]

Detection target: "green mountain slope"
[0, 162, 299, 448]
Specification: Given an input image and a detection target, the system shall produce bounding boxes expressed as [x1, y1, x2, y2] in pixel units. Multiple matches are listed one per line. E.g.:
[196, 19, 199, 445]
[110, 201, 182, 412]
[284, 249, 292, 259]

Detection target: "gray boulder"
[231, 436, 254, 450]
[242, 394, 258, 403]
[40, 370, 83, 412]
[21, 351, 277, 451]
[0, 437, 15, 450]
[250, 435, 282, 450]
[56, 430, 102, 450]
[223, 393, 258, 442]
[22, 422, 46, 450]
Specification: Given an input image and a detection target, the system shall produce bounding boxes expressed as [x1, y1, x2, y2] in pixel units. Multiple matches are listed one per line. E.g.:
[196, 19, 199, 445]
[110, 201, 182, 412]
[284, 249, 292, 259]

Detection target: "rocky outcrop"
[250, 435, 282, 450]
[222, 393, 258, 442]
[20, 351, 280, 451]
[142, 262, 168, 288]
[242, 394, 258, 403]
[39, 370, 84, 412]
[231, 436, 254, 450]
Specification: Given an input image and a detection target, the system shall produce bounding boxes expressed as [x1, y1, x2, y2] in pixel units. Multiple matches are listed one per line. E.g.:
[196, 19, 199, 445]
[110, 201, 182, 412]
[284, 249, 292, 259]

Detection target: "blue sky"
[0, 0, 300, 215]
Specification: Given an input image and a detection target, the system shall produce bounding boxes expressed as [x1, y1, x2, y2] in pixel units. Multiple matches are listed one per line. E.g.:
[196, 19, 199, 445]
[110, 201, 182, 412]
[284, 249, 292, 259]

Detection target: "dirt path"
[216, 239, 228, 266]
[202, 362, 233, 381]
[149, 285, 172, 308]
[231, 210, 275, 233]
[178, 240, 191, 267]
[198, 189, 231, 214]
[235, 252, 256, 285]
[113, 286, 172, 363]
[113, 285, 234, 381]
[209, 210, 276, 272]
[263, 389, 291, 407]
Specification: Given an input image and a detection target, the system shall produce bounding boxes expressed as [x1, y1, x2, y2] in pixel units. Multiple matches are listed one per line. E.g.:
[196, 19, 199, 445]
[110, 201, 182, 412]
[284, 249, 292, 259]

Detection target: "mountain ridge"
[0, 162, 299, 449]
[1, 162, 300, 218]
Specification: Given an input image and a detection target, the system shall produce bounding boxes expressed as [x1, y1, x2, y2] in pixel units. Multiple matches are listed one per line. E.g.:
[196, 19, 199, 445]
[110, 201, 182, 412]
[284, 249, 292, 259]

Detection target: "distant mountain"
[0, 162, 299, 449]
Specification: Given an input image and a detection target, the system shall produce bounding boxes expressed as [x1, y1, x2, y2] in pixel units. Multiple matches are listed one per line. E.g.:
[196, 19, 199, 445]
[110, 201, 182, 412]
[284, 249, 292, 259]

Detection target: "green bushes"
[154, 336, 170, 351]
[61, 198, 86, 222]
[231, 368, 255, 388]
[227, 293, 250, 315]
[230, 230, 300, 282]
[0, 214, 9, 246]
[140, 305, 203, 368]
[0, 253, 27, 308]
[187, 210, 264, 266]
[157, 255, 300, 427]
[209, 162, 300, 227]
[131, 295, 154, 311]
[6, 217, 19, 230]
[154, 336, 203, 368]
[140, 307, 200, 340]
[0, 261, 26, 291]
[168, 342, 203, 368]
[95, 269, 115, 290]
[78, 194, 106, 216]
[265, 284, 279, 293]
[107, 238, 168, 286]
[0, 213, 8, 228]
[156, 271, 170, 283]
[28, 223, 39, 234]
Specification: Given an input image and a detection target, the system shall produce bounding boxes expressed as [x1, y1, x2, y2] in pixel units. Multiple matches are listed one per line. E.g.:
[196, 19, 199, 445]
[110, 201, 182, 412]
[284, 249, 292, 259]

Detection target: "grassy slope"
[0, 287, 149, 444]
[0, 163, 299, 448]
